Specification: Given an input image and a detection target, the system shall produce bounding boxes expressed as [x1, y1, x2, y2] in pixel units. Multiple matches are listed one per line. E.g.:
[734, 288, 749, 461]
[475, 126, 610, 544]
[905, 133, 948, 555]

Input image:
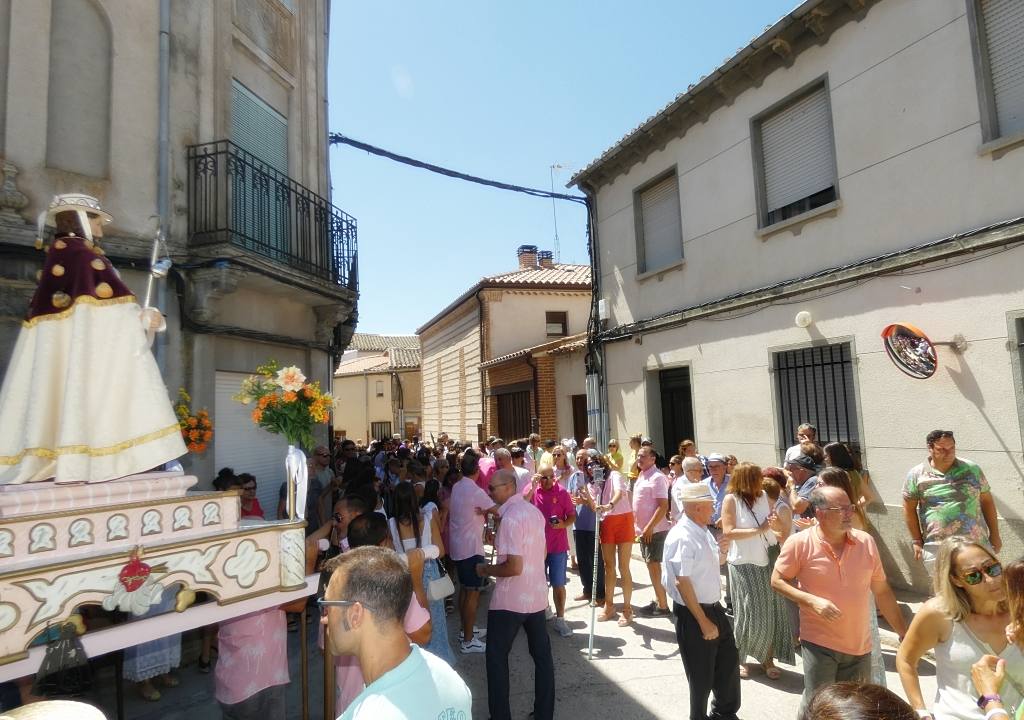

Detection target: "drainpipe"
[475, 288, 486, 442]
[526, 355, 540, 436]
[580, 187, 609, 447]
[156, 0, 170, 375]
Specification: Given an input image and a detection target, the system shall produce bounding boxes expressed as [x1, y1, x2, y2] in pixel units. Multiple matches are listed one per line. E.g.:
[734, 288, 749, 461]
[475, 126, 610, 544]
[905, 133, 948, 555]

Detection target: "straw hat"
[1, 700, 106, 720]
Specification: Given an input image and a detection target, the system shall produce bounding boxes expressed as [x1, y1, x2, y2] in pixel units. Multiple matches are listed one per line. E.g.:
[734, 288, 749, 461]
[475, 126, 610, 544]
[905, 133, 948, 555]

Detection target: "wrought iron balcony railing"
[187, 140, 357, 289]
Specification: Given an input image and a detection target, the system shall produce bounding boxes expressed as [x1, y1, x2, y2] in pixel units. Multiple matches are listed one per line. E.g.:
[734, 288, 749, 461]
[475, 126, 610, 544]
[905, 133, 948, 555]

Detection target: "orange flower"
[267, 393, 280, 406]
[302, 385, 319, 399]
[203, 430, 213, 441]
[282, 391, 298, 403]
[186, 417, 198, 428]
[258, 395, 272, 409]
[251, 408, 264, 423]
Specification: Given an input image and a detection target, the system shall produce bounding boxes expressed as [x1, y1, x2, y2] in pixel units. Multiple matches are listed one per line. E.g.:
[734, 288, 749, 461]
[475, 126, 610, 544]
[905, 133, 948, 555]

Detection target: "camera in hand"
[549, 515, 559, 526]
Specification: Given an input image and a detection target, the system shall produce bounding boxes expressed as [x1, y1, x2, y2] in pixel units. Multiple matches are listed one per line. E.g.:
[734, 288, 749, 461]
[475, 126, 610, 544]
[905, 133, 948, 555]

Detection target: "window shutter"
[639, 173, 682, 272]
[231, 80, 288, 174]
[982, 0, 1024, 137]
[761, 86, 835, 213]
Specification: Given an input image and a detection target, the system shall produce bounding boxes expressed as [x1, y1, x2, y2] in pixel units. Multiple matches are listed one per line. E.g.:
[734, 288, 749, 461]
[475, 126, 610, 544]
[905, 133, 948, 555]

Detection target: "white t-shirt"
[513, 465, 531, 493]
[338, 645, 472, 720]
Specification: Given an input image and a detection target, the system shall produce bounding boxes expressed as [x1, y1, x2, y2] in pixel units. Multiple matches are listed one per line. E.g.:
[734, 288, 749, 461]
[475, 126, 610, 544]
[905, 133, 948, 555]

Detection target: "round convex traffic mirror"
[881, 323, 937, 379]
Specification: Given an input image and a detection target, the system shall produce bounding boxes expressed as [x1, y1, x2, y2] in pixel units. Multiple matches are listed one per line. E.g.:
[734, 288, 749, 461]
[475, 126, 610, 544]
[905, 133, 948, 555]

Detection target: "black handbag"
[31, 623, 92, 698]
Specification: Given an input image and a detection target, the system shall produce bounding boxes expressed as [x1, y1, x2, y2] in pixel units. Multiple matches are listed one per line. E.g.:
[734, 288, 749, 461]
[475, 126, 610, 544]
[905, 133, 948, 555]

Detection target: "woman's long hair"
[934, 536, 1005, 622]
[726, 462, 763, 504]
[421, 479, 442, 510]
[1005, 560, 1024, 648]
[824, 442, 856, 471]
[392, 481, 422, 548]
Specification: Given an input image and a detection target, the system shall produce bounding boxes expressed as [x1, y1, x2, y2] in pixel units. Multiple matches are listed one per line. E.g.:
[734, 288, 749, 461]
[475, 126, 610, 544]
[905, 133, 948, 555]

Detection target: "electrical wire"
[329, 133, 589, 207]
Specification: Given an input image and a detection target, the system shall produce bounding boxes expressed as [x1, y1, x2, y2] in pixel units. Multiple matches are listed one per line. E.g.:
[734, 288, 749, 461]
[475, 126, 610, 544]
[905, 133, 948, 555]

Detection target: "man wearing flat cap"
[786, 455, 820, 519]
[662, 482, 740, 720]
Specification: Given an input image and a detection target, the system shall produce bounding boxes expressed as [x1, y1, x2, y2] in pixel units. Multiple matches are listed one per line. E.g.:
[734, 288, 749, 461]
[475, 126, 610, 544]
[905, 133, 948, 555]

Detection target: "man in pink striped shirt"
[476, 468, 554, 720]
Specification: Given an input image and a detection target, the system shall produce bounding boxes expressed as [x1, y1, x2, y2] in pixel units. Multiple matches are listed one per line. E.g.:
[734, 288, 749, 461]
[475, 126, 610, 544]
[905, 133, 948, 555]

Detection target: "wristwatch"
[977, 693, 1002, 709]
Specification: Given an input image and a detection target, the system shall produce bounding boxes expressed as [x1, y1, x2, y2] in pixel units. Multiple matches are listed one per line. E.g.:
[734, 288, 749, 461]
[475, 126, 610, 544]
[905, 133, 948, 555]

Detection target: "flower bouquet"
[233, 362, 333, 521]
[233, 361, 333, 449]
[175, 388, 212, 454]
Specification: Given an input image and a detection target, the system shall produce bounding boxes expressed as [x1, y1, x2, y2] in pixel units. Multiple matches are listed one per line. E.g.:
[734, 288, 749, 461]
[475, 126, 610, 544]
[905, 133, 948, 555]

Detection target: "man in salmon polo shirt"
[449, 451, 496, 654]
[477, 468, 554, 720]
[771, 485, 908, 716]
[633, 445, 672, 617]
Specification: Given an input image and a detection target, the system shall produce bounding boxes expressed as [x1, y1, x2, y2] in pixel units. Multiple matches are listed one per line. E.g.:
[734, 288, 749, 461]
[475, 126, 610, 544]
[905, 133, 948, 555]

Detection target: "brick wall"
[535, 355, 558, 440]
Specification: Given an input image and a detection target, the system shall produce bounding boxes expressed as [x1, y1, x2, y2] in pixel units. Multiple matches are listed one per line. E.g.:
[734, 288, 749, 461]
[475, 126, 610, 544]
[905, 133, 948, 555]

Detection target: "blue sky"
[328, 1, 797, 335]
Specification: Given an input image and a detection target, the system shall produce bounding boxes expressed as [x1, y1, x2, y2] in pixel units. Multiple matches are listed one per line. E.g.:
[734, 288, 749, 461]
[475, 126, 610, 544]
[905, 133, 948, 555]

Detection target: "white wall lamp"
[794, 310, 813, 328]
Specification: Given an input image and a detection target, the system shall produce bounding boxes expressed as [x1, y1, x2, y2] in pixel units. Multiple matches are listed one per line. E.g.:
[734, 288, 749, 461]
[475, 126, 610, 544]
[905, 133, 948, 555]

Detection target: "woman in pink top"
[583, 452, 635, 626]
[550, 445, 577, 570]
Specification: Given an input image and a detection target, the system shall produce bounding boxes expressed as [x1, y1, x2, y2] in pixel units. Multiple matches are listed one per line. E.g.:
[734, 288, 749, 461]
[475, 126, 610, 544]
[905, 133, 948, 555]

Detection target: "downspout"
[391, 370, 404, 439]
[475, 288, 486, 442]
[156, 0, 171, 375]
[581, 187, 609, 447]
[526, 354, 540, 436]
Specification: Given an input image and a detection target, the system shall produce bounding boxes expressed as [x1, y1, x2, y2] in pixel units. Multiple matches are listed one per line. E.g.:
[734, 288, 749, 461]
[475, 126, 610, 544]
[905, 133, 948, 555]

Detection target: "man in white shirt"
[662, 483, 740, 720]
[784, 423, 817, 464]
[322, 546, 472, 720]
[497, 447, 530, 493]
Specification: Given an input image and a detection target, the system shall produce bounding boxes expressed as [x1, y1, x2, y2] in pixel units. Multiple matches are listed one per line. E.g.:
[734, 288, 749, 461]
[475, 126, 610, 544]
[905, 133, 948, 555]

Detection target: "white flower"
[275, 365, 306, 392]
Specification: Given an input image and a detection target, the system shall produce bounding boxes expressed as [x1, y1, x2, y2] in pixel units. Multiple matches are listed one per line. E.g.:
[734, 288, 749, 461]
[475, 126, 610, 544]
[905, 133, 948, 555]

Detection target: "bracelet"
[912, 539, 924, 546]
[985, 709, 1009, 720]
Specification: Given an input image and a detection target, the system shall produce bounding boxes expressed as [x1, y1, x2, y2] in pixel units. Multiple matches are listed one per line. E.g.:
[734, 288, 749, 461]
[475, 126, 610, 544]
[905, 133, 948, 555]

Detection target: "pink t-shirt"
[591, 470, 631, 516]
[477, 456, 497, 492]
[632, 465, 671, 535]
[774, 527, 885, 656]
[448, 476, 493, 561]
[215, 607, 289, 705]
[491, 494, 548, 614]
[532, 482, 575, 554]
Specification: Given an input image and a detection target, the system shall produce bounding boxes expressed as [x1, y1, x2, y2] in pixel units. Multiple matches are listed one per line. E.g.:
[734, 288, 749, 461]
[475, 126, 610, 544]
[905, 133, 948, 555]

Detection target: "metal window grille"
[370, 422, 392, 441]
[773, 343, 859, 454]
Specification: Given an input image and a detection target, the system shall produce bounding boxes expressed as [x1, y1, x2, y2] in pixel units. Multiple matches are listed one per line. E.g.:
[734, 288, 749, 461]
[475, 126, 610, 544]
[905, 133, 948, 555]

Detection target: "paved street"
[85, 551, 935, 720]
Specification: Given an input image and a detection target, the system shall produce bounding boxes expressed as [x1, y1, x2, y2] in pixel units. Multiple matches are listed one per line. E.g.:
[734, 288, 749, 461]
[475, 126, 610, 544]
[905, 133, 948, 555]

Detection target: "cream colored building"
[418, 245, 591, 443]
[0, 0, 356, 512]
[333, 333, 421, 443]
[572, 0, 1024, 591]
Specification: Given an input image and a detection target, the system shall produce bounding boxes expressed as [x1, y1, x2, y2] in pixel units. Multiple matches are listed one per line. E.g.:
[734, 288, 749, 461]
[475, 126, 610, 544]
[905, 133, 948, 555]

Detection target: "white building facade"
[572, 0, 1024, 591]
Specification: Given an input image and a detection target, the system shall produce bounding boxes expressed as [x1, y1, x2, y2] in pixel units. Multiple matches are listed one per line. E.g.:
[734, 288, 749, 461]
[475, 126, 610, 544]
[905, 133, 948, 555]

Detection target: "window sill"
[636, 258, 685, 282]
[756, 199, 842, 239]
[978, 130, 1024, 158]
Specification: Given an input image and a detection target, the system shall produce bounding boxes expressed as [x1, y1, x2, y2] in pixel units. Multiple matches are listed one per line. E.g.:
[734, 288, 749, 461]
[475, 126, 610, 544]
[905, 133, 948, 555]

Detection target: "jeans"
[574, 529, 605, 600]
[799, 640, 872, 716]
[220, 683, 286, 720]
[486, 609, 555, 720]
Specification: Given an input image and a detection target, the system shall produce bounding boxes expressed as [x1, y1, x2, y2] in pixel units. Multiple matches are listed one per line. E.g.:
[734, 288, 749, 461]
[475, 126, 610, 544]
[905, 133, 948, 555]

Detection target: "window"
[633, 170, 683, 274]
[773, 343, 859, 457]
[968, 0, 1024, 143]
[46, 0, 111, 177]
[375, 380, 384, 397]
[545, 311, 568, 337]
[752, 80, 838, 228]
[370, 421, 392, 440]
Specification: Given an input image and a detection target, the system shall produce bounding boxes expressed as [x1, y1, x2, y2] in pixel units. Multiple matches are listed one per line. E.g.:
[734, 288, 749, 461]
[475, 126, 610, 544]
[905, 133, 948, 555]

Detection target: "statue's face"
[89, 215, 105, 239]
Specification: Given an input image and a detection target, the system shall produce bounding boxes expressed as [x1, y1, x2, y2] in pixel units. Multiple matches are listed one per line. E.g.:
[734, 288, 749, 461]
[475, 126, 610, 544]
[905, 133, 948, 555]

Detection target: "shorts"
[455, 555, 485, 590]
[599, 512, 635, 545]
[545, 551, 568, 588]
[639, 530, 668, 563]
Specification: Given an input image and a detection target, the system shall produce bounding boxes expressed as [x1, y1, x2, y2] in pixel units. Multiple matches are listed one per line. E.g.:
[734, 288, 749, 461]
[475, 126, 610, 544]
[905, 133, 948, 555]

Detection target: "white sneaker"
[553, 617, 572, 638]
[459, 638, 486, 654]
[458, 626, 487, 642]
[545, 606, 555, 621]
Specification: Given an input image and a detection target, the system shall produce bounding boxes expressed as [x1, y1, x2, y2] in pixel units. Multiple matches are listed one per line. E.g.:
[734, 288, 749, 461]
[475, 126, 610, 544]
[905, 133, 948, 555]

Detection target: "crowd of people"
[18, 424, 1005, 719]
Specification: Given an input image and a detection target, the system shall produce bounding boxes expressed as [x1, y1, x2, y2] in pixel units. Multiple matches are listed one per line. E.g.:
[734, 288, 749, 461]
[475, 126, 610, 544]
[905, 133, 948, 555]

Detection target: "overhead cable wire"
[329, 133, 589, 206]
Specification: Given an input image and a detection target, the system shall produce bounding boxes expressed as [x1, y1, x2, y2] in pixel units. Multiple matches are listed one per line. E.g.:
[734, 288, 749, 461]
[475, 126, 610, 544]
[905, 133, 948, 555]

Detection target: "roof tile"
[349, 333, 420, 351]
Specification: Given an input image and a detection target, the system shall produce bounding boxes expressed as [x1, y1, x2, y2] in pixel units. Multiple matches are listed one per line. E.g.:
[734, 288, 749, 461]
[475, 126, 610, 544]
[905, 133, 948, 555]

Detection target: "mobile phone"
[549, 515, 559, 526]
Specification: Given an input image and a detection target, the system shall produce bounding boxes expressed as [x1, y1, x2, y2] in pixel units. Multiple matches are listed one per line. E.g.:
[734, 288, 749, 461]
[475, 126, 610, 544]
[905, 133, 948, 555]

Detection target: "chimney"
[517, 244, 538, 270]
[537, 250, 554, 269]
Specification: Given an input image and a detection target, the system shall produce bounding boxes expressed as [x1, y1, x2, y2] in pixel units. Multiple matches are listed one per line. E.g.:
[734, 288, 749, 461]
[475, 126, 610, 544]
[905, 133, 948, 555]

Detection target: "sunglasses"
[242, 484, 257, 491]
[959, 562, 1002, 586]
[317, 596, 375, 614]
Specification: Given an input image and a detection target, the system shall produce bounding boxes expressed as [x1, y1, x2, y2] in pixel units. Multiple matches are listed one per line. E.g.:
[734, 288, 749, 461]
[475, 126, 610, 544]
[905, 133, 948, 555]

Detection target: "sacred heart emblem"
[118, 555, 151, 592]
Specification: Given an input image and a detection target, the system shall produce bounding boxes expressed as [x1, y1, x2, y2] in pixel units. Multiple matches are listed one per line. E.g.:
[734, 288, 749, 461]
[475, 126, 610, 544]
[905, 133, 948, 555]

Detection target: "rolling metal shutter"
[214, 371, 290, 517]
[639, 173, 683, 272]
[982, 0, 1024, 137]
[761, 86, 835, 213]
[230, 80, 288, 173]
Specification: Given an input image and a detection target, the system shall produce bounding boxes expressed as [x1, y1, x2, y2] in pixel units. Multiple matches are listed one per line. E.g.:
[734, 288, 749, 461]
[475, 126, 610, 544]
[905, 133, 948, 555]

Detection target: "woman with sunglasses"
[897, 537, 1024, 719]
[606, 439, 623, 472]
[235, 472, 265, 520]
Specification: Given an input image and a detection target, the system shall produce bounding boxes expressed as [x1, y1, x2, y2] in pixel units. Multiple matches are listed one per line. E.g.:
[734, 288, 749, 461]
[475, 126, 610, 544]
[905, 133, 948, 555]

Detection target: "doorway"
[659, 367, 695, 456]
[571, 394, 588, 444]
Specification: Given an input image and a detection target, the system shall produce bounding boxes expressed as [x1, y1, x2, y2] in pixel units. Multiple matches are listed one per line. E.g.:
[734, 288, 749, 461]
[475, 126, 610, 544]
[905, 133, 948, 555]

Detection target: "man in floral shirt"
[903, 429, 1000, 571]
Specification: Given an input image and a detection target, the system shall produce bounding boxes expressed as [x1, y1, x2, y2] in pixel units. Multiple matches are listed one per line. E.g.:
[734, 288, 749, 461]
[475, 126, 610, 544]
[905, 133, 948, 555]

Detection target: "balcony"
[187, 140, 357, 292]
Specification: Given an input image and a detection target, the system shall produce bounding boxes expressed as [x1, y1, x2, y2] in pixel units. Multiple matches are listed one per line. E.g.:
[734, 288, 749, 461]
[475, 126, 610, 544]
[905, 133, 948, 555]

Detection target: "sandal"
[597, 609, 617, 622]
[739, 665, 751, 679]
[617, 610, 633, 627]
[137, 681, 161, 702]
[764, 665, 781, 680]
[159, 673, 180, 688]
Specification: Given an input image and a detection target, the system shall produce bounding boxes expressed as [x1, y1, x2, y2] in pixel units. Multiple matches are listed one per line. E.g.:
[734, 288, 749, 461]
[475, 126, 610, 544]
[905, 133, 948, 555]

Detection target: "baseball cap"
[785, 455, 818, 472]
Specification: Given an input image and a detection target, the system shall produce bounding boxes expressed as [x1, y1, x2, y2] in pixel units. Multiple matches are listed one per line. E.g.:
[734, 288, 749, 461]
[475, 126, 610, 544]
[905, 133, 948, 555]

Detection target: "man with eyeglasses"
[771, 485, 908, 716]
[903, 429, 1001, 573]
[477, 468, 554, 720]
[320, 545, 471, 720]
